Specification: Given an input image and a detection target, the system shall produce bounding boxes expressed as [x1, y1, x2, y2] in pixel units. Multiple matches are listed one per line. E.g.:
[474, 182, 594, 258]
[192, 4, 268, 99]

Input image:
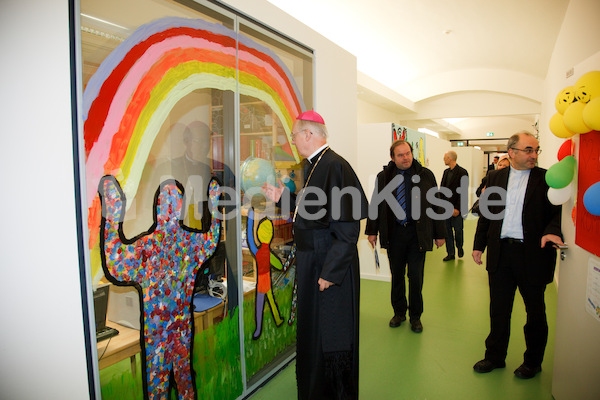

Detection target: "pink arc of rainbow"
[84, 17, 305, 255]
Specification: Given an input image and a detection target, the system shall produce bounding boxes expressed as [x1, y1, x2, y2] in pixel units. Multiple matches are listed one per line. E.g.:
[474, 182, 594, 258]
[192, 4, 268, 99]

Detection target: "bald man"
[440, 151, 469, 261]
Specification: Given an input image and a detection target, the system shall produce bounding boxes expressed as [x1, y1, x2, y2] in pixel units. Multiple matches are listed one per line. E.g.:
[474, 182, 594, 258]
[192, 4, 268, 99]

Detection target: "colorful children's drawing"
[99, 175, 221, 400]
[246, 208, 284, 339]
[83, 16, 306, 285]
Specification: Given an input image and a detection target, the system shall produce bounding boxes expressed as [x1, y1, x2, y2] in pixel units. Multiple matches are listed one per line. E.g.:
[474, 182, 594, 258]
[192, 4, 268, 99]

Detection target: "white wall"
[0, 1, 90, 399]
[453, 146, 484, 210]
[546, 1, 600, 399]
[357, 98, 401, 124]
[225, 0, 359, 168]
[426, 136, 451, 182]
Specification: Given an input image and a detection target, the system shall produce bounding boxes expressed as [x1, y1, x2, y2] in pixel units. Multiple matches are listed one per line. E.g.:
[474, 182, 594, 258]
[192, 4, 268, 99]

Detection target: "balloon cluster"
[547, 70, 600, 215]
[550, 71, 600, 137]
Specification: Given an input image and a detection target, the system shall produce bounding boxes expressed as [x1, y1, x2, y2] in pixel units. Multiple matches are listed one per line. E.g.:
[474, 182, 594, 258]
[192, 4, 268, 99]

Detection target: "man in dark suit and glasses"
[472, 131, 565, 379]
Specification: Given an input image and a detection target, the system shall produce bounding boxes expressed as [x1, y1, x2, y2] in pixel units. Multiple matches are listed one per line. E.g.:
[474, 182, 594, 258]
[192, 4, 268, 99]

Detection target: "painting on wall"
[392, 124, 427, 166]
[576, 131, 600, 257]
[83, 13, 306, 400]
[99, 176, 222, 400]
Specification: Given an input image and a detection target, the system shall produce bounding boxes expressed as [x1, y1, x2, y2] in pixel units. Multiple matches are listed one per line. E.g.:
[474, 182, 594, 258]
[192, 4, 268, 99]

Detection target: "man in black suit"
[365, 140, 446, 333]
[489, 155, 499, 172]
[472, 131, 564, 379]
[440, 151, 469, 261]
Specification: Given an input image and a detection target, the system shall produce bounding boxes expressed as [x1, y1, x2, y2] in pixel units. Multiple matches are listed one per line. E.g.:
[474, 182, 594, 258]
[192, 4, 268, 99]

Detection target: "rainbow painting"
[84, 17, 306, 282]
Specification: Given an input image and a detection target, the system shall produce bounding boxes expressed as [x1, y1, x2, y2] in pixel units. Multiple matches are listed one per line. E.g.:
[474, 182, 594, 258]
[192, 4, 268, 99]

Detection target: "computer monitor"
[194, 241, 226, 293]
[93, 284, 110, 331]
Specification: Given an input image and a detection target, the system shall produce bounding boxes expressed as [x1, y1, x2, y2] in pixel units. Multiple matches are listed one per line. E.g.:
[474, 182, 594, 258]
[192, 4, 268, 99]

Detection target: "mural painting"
[83, 13, 306, 399]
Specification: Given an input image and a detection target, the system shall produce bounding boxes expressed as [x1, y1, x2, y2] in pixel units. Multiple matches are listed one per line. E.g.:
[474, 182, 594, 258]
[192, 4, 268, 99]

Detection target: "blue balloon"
[583, 181, 600, 216]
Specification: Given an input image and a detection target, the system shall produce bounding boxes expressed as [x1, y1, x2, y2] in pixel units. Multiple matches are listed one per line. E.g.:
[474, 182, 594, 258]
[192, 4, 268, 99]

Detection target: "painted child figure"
[246, 207, 284, 339]
[99, 176, 221, 400]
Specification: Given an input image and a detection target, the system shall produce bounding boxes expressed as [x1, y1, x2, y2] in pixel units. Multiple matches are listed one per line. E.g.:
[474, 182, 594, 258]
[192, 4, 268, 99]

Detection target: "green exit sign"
[486, 132, 494, 137]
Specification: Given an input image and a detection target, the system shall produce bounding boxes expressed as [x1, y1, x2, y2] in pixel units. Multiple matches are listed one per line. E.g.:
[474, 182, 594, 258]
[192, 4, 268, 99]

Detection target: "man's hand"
[367, 235, 378, 248]
[452, 208, 460, 217]
[261, 180, 284, 203]
[435, 239, 445, 248]
[541, 234, 565, 249]
[318, 278, 334, 292]
[472, 250, 483, 265]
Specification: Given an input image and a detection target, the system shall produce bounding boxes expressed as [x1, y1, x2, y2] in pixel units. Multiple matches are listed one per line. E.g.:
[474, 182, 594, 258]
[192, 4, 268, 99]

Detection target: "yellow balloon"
[574, 70, 600, 103]
[555, 86, 575, 114]
[583, 97, 600, 131]
[549, 112, 576, 138]
[563, 102, 591, 134]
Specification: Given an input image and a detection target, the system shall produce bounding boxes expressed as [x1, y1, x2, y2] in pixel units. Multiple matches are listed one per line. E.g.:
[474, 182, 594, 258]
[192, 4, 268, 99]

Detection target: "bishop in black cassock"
[263, 111, 367, 400]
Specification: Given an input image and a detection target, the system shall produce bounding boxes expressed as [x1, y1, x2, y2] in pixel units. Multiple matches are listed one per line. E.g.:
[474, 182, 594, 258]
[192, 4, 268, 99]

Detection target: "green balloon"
[545, 155, 576, 189]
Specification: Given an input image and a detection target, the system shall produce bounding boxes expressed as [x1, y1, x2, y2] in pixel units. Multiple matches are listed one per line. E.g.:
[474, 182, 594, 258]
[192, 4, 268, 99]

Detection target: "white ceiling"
[266, 0, 570, 148]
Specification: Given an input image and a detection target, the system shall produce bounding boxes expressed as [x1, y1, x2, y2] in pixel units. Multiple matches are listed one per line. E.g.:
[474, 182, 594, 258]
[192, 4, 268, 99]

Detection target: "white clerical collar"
[509, 165, 531, 176]
[307, 144, 329, 163]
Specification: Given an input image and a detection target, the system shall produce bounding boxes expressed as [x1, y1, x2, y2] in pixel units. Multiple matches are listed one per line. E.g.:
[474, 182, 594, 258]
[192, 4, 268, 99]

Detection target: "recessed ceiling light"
[81, 13, 129, 31]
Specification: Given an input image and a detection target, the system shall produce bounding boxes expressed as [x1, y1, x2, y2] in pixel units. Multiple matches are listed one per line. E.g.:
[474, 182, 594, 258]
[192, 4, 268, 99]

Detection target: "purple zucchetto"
[296, 110, 325, 125]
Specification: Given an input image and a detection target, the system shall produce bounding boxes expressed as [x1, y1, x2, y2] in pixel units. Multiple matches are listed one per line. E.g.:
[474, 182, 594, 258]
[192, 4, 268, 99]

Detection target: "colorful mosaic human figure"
[99, 175, 221, 400]
[246, 208, 284, 339]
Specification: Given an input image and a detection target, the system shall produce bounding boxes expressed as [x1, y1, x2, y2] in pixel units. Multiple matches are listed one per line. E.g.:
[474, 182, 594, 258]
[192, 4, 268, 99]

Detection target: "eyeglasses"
[511, 147, 542, 155]
[291, 129, 312, 140]
[290, 130, 303, 140]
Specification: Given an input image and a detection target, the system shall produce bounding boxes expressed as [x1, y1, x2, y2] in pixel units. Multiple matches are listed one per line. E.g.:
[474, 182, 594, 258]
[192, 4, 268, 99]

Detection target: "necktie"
[396, 170, 407, 224]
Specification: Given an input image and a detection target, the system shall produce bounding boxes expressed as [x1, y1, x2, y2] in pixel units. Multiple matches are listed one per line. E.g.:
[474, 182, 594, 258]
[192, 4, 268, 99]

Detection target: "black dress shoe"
[410, 319, 423, 333]
[514, 363, 541, 379]
[473, 359, 506, 373]
[443, 255, 455, 261]
[458, 248, 464, 258]
[389, 315, 406, 327]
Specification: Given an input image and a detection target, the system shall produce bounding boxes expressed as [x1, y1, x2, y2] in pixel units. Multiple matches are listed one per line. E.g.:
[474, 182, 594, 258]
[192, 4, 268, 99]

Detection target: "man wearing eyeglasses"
[472, 131, 564, 379]
[263, 110, 368, 400]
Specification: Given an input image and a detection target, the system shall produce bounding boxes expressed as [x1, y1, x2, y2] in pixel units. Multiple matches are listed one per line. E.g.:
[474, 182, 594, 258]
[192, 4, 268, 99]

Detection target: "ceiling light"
[418, 128, 439, 138]
[81, 13, 129, 31]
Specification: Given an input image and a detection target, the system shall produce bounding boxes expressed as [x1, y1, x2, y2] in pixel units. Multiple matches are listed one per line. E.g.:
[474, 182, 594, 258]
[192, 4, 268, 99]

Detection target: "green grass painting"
[100, 309, 243, 400]
[243, 270, 296, 380]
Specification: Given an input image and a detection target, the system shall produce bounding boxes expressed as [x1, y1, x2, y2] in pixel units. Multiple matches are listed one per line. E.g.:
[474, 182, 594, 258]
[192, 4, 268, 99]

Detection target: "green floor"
[250, 218, 557, 399]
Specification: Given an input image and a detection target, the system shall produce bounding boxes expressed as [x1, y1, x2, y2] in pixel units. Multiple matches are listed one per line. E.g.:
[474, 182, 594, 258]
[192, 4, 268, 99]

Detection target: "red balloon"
[557, 139, 573, 161]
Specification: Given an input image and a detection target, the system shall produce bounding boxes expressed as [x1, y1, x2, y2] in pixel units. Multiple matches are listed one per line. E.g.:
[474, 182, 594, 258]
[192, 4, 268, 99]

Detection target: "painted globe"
[240, 157, 276, 193]
[280, 175, 297, 193]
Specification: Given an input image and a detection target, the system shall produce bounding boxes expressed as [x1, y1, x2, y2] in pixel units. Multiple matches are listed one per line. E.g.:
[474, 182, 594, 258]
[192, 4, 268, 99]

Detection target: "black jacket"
[473, 166, 562, 284]
[365, 160, 446, 251]
[440, 164, 469, 211]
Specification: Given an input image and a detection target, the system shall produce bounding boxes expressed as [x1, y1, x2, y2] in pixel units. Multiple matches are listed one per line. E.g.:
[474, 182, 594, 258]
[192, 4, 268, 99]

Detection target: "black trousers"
[386, 222, 425, 320]
[444, 215, 464, 256]
[485, 240, 548, 367]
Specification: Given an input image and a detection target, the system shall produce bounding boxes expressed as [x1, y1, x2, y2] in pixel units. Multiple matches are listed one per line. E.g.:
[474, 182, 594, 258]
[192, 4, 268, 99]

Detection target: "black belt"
[501, 237, 524, 245]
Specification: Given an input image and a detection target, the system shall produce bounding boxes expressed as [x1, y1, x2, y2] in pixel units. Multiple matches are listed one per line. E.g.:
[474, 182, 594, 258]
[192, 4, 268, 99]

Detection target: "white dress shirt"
[500, 167, 531, 240]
